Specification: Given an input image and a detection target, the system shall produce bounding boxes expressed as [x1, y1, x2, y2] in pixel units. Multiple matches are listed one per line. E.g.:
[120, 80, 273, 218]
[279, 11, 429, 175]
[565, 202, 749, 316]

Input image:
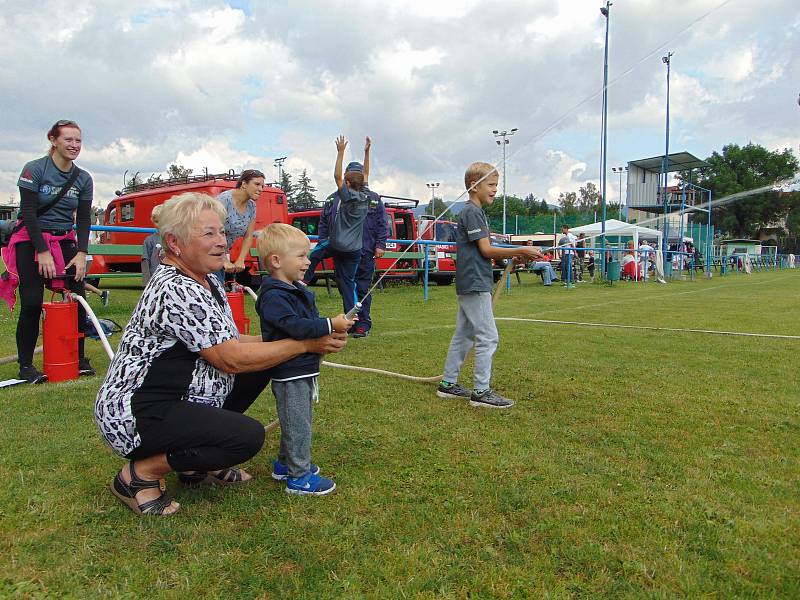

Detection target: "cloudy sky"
[1, 0, 798, 209]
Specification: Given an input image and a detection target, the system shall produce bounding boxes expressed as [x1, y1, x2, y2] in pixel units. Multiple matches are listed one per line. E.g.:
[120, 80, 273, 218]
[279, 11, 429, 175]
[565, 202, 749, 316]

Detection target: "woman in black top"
[14, 120, 95, 382]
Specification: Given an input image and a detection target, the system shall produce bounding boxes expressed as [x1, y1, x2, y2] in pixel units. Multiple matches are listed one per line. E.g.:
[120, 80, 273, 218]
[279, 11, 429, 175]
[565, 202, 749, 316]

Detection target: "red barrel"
[42, 295, 83, 382]
[226, 290, 250, 335]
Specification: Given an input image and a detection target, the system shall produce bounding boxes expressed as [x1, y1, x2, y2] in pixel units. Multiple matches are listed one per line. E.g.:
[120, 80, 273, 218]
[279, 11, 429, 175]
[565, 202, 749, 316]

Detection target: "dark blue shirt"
[256, 277, 332, 381]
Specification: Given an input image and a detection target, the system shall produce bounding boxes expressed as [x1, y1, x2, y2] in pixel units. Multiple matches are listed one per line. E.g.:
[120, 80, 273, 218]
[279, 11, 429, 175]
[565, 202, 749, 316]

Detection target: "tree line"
[121, 142, 799, 246]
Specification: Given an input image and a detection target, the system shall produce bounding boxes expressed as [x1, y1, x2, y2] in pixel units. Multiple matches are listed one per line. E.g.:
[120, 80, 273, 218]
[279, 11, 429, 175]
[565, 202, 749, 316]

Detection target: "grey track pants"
[272, 377, 319, 478]
[442, 292, 499, 391]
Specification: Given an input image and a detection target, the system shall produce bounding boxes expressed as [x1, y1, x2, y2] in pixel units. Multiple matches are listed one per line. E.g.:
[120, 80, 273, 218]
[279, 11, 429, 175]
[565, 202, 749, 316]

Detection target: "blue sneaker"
[271, 459, 320, 481]
[285, 472, 336, 496]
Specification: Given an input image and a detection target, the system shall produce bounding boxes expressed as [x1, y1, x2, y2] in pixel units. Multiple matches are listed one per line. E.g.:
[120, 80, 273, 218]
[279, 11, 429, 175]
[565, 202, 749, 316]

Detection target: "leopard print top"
[94, 266, 238, 456]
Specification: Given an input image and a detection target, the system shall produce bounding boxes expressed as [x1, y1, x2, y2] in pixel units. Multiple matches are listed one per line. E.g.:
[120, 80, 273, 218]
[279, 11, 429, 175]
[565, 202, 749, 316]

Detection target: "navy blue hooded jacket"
[256, 277, 332, 380]
[318, 187, 388, 253]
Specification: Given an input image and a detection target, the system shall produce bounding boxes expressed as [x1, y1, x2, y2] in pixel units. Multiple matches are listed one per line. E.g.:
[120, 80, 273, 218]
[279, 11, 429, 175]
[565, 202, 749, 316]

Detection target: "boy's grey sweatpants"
[442, 292, 499, 391]
[272, 377, 318, 479]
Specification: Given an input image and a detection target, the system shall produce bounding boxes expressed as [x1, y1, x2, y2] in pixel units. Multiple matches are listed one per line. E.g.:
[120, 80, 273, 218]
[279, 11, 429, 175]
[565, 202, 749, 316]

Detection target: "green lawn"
[1, 271, 798, 598]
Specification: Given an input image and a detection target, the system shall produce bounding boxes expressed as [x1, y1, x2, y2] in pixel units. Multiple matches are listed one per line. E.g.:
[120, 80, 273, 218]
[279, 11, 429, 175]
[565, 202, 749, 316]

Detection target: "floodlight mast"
[661, 52, 673, 260]
[492, 128, 518, 235]
[426, 182, 440, 216]
[599, 1, 612, 278]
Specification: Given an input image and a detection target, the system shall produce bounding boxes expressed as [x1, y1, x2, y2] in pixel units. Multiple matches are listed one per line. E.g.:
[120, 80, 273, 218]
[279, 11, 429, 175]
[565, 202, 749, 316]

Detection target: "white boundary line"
[496, 317, 800, 340]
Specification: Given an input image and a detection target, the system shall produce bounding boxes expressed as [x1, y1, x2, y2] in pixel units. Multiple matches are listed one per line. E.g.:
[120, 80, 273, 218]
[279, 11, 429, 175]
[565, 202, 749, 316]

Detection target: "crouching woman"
[94, 192, 346, 516]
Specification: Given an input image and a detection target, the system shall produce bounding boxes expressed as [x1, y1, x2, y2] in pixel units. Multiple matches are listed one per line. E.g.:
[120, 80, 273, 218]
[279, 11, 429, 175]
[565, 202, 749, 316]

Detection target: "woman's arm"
[19, 187, 47, 253]
[233, 219, 256, 271]
[199, 335, 347, 374]
[65, 190, 93, 281]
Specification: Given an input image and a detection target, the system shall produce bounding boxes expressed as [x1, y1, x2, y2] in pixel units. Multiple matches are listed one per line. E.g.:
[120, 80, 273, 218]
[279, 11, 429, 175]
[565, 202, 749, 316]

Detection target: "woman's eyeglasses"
[54, 119, 78, 127]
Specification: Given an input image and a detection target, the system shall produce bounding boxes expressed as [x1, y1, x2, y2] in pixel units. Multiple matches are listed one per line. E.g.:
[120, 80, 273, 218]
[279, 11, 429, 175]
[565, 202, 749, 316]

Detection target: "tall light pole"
[612, 166, 627, 220]
[661, 52, 673, 257]
[492, 128, 518, 235]
[599, 1, 612, 277]
[426, 182, 440, 215]
[274, 156, 287, 187]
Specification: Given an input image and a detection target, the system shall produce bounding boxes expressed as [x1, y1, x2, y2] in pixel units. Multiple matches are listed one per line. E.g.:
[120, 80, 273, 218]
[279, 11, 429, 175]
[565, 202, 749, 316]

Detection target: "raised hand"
[335, 135, 347, 153]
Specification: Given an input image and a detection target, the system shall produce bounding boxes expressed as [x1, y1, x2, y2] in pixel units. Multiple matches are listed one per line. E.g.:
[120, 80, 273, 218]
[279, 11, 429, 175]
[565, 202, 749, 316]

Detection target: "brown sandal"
[110, 462, 179, 516]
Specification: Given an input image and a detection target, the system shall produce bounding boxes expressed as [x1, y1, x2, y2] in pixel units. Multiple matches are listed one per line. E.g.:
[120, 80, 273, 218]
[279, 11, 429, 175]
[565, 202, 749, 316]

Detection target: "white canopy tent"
[569, 219, 663, 248]
[568, 219, 667, 282]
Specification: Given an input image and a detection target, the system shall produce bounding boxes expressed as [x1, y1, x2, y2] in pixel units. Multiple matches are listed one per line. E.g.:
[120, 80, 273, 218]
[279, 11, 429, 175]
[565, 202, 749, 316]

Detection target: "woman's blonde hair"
[158, 192, 226, 245]
[256, 223, 309, 262]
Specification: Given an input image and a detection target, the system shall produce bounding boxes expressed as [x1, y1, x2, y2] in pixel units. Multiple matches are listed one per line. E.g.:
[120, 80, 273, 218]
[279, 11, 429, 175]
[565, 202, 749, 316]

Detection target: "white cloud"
[0, 0, 798, 214]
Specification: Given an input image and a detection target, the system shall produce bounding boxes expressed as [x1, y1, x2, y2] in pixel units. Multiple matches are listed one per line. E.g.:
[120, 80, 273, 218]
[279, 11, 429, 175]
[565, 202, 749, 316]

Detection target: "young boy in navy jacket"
[256, 223, 354, 495]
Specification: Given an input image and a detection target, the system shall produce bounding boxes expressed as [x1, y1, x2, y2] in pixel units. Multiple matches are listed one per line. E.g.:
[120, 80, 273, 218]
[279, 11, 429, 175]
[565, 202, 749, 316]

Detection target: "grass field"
[1, 270, 798, 598]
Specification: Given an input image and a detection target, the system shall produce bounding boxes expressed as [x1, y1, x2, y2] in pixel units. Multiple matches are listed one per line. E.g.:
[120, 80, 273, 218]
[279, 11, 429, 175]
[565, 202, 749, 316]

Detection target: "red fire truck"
[289, 198, 419, 283]
[417, 215, 457, 285]
[89, 171, 288, 282]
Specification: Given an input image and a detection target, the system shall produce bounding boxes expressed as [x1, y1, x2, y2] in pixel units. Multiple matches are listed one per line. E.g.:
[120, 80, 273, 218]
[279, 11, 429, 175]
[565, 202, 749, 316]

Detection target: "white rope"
[244, 284, 443, 383]
[0, 345, 42, 366]
[496, 317, 800, 340]
[322, 360, 441, 383]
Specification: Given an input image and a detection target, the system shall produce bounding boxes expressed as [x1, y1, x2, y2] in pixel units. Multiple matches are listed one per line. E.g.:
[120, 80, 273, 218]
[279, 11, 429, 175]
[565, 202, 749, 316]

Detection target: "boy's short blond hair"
[150, 204, 163, 226]
[256, 223, 309, 267]
[464, 162, 498, 192]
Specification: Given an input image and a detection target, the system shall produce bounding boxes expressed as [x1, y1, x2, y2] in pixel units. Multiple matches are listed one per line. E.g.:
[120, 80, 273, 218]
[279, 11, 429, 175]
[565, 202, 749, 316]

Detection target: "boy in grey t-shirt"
[437, 162, 542, 409]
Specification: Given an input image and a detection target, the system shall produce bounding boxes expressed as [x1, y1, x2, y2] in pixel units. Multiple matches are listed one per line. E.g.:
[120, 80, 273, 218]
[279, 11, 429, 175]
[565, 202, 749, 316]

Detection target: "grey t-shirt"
[455, 201, 493, 294]
[329, 184, 369, 253]
[17, 155, 93, 230]
[217, 189, 256, 251]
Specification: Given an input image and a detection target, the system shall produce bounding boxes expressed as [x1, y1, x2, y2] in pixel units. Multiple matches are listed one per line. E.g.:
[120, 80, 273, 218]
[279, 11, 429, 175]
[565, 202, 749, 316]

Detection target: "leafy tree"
[280, 172, 294, 200]
[692, 143, 798, 237]
[426, 197, 454, 221]
[785, 198, 800, 235]
[483, 195, 527, 218]
[291, 169, 318, 210]
[523, 193, 545, 215]
[558, 191, 578, 215]
[167, 164, 193, 179]
[577, 182, 601, 212]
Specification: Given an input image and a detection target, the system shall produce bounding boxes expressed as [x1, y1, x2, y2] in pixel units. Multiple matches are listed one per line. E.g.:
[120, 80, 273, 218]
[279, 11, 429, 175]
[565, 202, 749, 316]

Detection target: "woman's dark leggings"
[127, 370, 271, 473]
[15, 240, 87, 366]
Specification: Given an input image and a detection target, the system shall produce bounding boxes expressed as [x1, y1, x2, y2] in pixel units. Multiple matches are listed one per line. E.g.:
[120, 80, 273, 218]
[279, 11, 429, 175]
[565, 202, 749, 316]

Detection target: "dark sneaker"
[271, 459, 320, 481]
[286, 472, 336, 496]
[351, 326, 369, 338]
[436, 381, 472, 399]
[100, 290, 110, 306]
[78, 358, 96, 377]
[470, 388, 515, 409]
[18, 365, 47, 384]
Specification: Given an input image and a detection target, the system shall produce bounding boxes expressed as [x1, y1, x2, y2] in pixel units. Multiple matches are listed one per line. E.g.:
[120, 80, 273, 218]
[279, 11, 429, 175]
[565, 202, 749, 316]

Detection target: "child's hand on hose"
[331, 313, 356, 333]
